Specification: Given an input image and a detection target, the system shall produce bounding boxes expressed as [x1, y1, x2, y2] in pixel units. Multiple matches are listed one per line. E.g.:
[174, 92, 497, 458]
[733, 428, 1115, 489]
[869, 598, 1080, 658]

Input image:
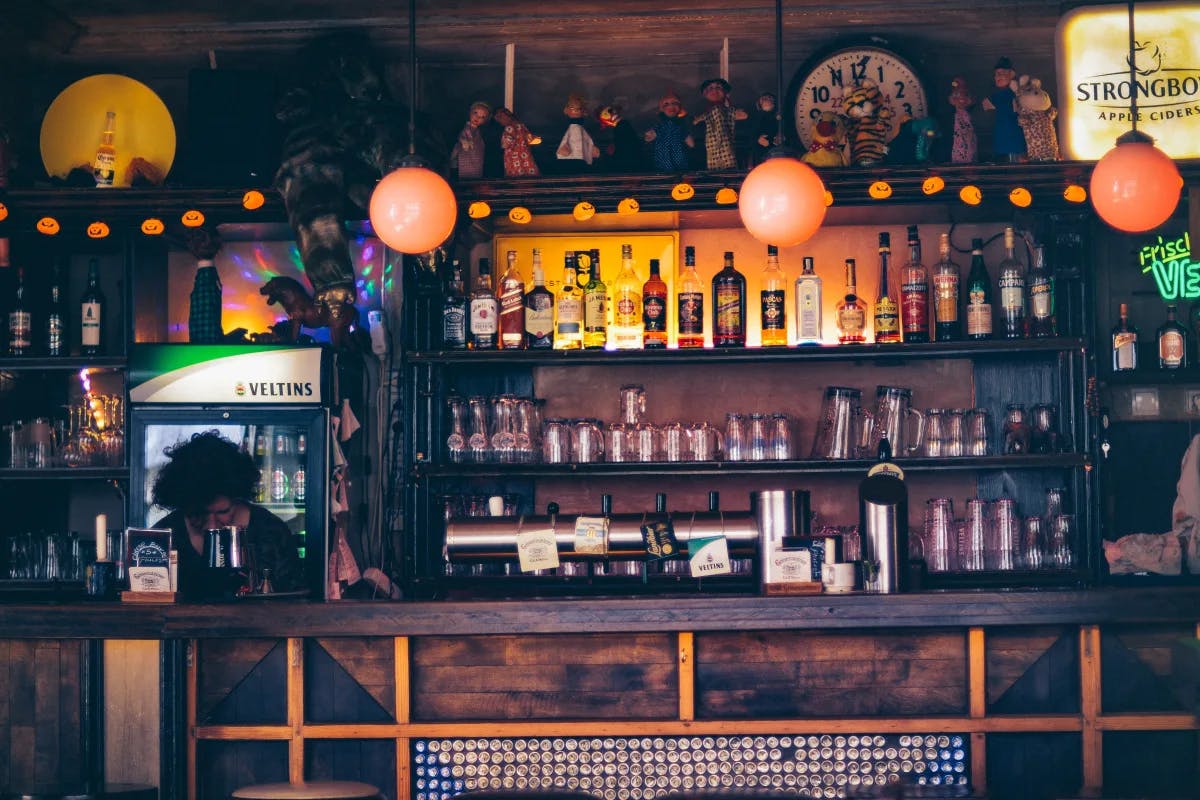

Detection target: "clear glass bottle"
[965, 238, 992, 340]
[794, 256, 823, 345]
[677, 245, 705, 348]
[7, 266, 30, 355]
[553, 252, 583, 350]
[93, 111, 117, 187]
[899, 225, 929, 343]
[997, 226, 1026, 339]
[932, 233, 961, 341]
[1111, 302, 1138, 371]
[441, 259, 468, 349]
[760, 244, 787, 347]
[609, 243, 644, 349]
[45, 259, 64, 356]
[1026, 243, 1056, 338]
[581, 249, 608, 349]
[872, 232, 900, 344]
[498, 249, 526, 349]
[1156, 303, 1186, 370]
[642, 258, 668, 349]
[712, 250, 746, 347]
[524, 249, 554, 349]
[468, 257, 498, 350]
[80, 258, 105, 356]
[835, 258, 867, 345]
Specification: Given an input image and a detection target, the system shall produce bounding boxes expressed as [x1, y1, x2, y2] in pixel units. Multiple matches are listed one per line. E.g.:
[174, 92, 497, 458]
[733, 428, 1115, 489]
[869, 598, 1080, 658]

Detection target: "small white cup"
[823, 561, 857, 593]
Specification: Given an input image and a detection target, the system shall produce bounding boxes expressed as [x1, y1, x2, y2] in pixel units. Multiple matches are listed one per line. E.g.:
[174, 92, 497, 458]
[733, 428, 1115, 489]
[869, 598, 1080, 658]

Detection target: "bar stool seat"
[231, 782, 380, 800]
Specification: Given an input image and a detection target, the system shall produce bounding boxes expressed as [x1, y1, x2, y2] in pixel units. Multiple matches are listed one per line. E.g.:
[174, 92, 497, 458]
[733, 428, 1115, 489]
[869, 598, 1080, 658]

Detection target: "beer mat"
[763, 582, 824, 595]
[121, 591, 178, 603]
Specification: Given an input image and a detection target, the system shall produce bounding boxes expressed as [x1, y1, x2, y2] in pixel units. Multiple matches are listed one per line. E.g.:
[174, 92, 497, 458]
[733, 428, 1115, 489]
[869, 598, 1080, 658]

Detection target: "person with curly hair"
[151, 431, 303, 598]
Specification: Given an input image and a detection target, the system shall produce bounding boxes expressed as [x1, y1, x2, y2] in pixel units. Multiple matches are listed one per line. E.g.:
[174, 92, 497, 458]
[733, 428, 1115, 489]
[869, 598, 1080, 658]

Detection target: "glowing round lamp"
[1089, 134, 1182, 233]
[368, 162, 458, 254]
[738, 156, 827, 247]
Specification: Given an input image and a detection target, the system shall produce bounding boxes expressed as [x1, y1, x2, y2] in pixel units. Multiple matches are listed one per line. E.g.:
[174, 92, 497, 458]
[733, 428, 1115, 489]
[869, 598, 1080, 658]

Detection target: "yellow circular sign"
[39, 74, 176, 186]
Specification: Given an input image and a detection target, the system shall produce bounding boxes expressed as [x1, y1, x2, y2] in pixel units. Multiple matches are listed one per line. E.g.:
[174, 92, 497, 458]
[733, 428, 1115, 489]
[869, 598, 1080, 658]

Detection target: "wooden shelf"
[0, 356, 126, 371]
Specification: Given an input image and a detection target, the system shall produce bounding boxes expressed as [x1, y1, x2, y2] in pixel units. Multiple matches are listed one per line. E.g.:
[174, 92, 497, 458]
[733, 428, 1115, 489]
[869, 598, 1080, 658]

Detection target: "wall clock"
[787, 42, 929, 150]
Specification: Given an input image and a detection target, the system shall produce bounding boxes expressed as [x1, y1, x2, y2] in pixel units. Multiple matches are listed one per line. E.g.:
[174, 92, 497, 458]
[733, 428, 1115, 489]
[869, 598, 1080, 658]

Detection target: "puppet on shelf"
[596, 104, 644, 173]
[693, 78, 747, 170]
[551, 94, 600, 174]
[748, 92, 780, 167]
[185, 227, 224, 343]
[981, 56, 1026, 162]
[841, 81, 892, 166]
[493, 106, 540, 177]
[801, 111, 847, 168]
[644, 91, 693, 171]
[888, 116, 940, 164]
[449, 101, 492, 180]
[948, 76, 978, 164]
[1015, 75, 1060, 162]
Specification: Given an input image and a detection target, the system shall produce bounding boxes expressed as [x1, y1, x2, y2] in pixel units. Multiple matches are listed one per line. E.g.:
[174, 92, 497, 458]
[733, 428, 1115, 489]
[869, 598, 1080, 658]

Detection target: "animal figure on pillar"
[261, 275, 357, 347]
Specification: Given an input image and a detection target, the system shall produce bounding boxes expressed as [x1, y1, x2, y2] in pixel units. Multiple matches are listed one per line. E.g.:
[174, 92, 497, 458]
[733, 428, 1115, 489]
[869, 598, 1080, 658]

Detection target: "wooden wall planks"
[0, 639, 86, 793]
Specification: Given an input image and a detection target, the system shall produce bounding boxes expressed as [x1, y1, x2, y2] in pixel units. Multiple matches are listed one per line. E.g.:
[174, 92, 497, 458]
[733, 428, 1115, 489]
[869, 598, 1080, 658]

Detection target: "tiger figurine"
[841, 81, 893, 166]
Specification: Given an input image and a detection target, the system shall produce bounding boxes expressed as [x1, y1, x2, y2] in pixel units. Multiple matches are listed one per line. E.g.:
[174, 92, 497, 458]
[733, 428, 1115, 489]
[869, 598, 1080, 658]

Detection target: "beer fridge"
[128, 344, 331, 598]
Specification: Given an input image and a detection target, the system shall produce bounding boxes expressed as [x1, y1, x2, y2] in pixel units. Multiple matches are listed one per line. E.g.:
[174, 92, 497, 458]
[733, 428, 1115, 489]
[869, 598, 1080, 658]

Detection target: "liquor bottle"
[899, 225, 929, 343]
[1156, 304, 1187, 370]
[677, 245, 705, 348]
[80, 258, 105, 356]
[1026, 244, 1056, 338]
[1111, 302, 1138, 371]
[872, 232, 901, 344]
[610, 244, 644, 349]
[441, 259, 468, 349]
[524, 249, 554, 349]
[794, 256, 823, 345]
[965, 238, 993, 340]
[835, 258, 867, 344]
[642, 257, 668, 349]
[997, 226, 1026, 339]
[45, 259, 65, 356]
[93, 111, 117, 187]
[553, 252, 583, 350]
[582, 249, 608, 349]
[468, 257, 498, 350]
[760, 245, 787, 346]
[712, 250, 746, 347]
[498, 249, 526, 349]
[931, 233, 961, 341]
[7, 266, 30, 355]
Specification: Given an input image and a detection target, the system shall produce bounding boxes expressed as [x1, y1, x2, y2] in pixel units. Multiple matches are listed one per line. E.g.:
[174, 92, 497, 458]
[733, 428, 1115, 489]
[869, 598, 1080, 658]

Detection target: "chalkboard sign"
[125, 528, 173, 592]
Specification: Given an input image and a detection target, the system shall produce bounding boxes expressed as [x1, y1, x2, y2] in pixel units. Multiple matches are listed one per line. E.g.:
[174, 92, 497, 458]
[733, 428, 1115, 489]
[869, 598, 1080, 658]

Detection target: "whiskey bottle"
[45, 259, 65, 356]
[524, 249, 554, 349]
[965, 238, 993, 340]
[1111, 302, 1138, 371]
[553, 252, 583, 350]
[836, 258, 867, 344]
[794, 256, 823, 345]
[677, 245, 705, 348]
[609, 243, 644, 349]
[712, 250, 746, 347]
[932, 233, 961, 341]
[7, 266, 30, 355]
[468, 257, 498, 350]
[899, 225, 929, 343]
[441, 259, 468, 349]
[1156, 304, 1187, 370]
[1026, 244, 1056, 338]
[997, 227, 1026, 339]
[872, 232, 901, 344]
[642, 258, 668, 349]
[80, 258, 105, 356]
[498, 249, 526, 349]
[760, 245, 787, 347]
[581, 249, 608, 349]
[93, 111, 117, 187]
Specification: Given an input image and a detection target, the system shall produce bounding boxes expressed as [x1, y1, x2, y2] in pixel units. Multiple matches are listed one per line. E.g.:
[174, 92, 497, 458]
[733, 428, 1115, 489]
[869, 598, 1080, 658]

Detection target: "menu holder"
[122, 528, 175, 600]
[121, 590, 178, 603]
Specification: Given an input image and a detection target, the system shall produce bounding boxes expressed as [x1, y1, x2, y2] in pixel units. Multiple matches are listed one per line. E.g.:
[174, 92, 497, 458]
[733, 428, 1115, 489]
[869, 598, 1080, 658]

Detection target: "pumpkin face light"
[671, 182, 695, 201]
[824, 190, 834, 207]
[37, 216, 61, 236]
[617, 197, 640, 215]
[959, 185, 982, 206]
[467, 201, 492, 219]
[922, 176, 945, 195]
[87, 221, 111, 239]
[868, 181, 893, 199]
[508, 206, 532, 224]
[0, 202, 8, 222]
[141, 217, 165, 235]
[181, 209, 205, 227]
[572, 201, 596, 221]
[241, 190, 266, 210]
[1009, 187, 1032, 208]
[715, 187, 738, 205]
[1063, 184, 1087, 203]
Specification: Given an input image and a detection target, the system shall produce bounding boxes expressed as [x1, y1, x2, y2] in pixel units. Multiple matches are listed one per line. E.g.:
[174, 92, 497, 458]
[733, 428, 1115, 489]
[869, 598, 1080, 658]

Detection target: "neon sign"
[1139, 232, 1198, 300]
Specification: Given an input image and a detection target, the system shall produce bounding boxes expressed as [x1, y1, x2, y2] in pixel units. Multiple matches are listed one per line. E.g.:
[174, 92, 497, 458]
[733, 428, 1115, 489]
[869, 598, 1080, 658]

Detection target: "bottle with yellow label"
[93, 111, 117, 187]
[581, 249, 608, 349]
[836, 259, 867, 345]
[872, 232, 901, 344]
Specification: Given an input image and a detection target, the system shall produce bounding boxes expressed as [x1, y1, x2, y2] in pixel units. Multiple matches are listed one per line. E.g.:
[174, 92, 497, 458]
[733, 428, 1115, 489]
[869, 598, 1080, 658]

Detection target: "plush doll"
[981, 56, 1026, 162]
[841, 81, 893, 166]
[693, 78, 747, 170]
[493, 106, 540, 177]
[644, 91, 693, 171]
[801, 111, 847, 168]
[449, 101, 491, 179]
[1015, 75, 1060, 162]
[948, 76, 978, 164]
[887, 115, 939, 164]
[595, 105, 644, 173]
[748, 92, 780, 167]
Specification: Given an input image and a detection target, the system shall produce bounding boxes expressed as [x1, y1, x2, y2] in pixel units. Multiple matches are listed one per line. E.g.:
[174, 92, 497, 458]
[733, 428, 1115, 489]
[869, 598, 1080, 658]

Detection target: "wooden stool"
[231, 782, 380, 800]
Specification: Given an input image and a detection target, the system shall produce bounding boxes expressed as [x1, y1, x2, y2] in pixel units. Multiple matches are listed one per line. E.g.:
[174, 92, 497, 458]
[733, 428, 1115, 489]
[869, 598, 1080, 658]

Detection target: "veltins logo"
[234, 382, 246, 397]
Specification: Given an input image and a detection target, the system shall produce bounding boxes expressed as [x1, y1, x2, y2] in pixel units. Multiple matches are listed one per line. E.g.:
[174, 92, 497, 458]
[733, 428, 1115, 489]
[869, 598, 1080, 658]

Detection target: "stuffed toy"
[748, 92, 779, 167]
[887, 115, 939, 164]
[801, 111, 847, 168]
[449, 101, 491, 179]
[549, 94, 600, 174]
[1015, 75, 1060, 162]
[981, 56, 1026, 162]
[841, 81, 893, 166]
[693, 78, 748, 170]
[644, 92, 693, 171]
[493, 107, 540, 178]
[948, 76, 977, 164]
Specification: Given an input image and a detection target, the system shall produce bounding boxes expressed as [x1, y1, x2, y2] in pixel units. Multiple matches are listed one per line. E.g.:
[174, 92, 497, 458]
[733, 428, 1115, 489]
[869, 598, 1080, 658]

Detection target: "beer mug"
[467, 396, 492, 462]
[811, 387, 872, 459]
[965, 408, 993, 456]
[661, 422, 689, 463]
[541, 419, 572, 464]
[572, 419, 605, 464]
[619, 384, 647, 425]
[632, 422, 660, 462]
[923, 409, 947, 458]
[688, 423, 723, 461]
[446, 396, 468, 463]
[604, 422, 634, 463]
[870, 385, 925, 457]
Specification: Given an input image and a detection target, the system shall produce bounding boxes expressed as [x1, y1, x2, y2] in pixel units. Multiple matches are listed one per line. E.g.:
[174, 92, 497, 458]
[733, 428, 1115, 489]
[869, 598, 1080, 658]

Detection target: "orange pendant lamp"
[369, 0, 458, 254]
[1089, 1, 1182, 233]
[737, 0, 827, 247]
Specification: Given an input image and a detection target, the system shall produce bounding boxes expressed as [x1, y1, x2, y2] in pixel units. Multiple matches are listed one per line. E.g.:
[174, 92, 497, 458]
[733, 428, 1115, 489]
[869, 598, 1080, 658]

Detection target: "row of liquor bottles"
[1, 246, 107, 357]
[1110, 302, 1196, 372]
[440, 226, 1058, 351]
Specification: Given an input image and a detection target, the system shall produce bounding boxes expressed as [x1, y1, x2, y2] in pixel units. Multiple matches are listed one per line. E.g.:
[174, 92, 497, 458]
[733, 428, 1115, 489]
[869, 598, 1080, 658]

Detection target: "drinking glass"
[746, 413, 769, 461]
[661, 422, 689, 463]
[632, 422, 660, 462]
[604, 423, 634, 463]
[923, 409, 946, 458]
[943, 409, 965, 458]
[924, 498, 955, 572]
[619, 385, 647, 426]
[1020, 516, 1044, 570]
[768, 413, 792, 460]
[988, 498, 1020, 570]
[959, 499, 988, 571]
[688, 423, 723, 461]
[1048, 514, 1075, 568]
[446, 396, 468, 462]
[1002, 404, 1031, 455]
[965, 408, 993, 457]
[724, 413, 746, 461]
